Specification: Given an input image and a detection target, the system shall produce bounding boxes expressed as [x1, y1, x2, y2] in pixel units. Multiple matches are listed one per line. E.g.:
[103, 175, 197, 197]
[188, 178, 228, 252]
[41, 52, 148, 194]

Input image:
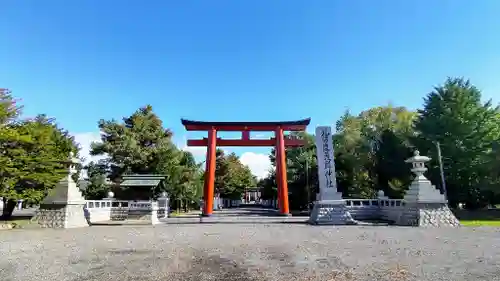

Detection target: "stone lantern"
[403, 150, 445, 203]
[398, 150, 460, 227]
[36, 152, 89, 228]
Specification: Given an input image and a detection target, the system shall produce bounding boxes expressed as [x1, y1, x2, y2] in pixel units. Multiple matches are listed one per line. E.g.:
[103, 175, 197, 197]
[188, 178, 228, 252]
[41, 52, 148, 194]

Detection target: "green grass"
[454, 209, 500, 227]
[169, 211, 183, 217]
[460, 220, 500, 227]
[169, 210, 200, 217]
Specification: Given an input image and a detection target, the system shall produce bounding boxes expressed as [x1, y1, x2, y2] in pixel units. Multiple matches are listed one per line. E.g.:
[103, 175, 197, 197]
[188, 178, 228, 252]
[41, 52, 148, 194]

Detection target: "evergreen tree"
[414, 78, 500, 208]
[82, 160, 109, 200]
[1, 113, 79, 219]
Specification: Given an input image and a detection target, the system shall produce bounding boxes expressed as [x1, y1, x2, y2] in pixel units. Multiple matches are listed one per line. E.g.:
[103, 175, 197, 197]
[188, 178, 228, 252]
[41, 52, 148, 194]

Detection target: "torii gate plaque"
[181, 118, 311, 216]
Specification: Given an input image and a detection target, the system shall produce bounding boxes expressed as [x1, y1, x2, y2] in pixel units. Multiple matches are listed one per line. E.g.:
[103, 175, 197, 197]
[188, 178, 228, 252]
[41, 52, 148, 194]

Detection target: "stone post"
[377, 190, 388, 200]
[105, 191, 115, 200]
[309, 126, 356, 225]
[150, 201, 160, 225]
[157, 192, 169, 218]
[36, 152, 89, 228]
[397, 150, 460, 227]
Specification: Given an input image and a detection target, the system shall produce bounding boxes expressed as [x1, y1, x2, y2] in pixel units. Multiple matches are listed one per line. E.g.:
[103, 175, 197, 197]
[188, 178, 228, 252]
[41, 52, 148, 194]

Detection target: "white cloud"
[240, 152, 271, 179]
[181, 146, 207, 158]
[72, 132, 106, 165]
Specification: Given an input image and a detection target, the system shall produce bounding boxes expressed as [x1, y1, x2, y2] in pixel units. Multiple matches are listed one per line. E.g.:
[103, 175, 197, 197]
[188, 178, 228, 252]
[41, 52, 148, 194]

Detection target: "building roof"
[119, 174, 167, 187]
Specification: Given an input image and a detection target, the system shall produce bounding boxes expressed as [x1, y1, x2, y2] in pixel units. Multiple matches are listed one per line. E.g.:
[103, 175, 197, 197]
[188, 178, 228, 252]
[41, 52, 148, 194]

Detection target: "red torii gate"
[181, 118, 311, 216]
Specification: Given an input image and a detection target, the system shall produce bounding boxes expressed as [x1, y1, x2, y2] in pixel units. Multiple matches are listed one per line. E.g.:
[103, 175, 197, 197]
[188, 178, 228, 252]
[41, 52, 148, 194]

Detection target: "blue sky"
[2, 1, 500, 178]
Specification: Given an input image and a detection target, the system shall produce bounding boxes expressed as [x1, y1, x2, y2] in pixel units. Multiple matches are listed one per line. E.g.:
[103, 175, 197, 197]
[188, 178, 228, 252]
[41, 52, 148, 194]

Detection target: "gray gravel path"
[1, 222, 500, 280]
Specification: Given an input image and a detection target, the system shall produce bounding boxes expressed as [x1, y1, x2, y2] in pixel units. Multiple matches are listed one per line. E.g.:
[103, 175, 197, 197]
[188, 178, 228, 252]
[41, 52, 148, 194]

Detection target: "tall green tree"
[334, 106, 416, 198]
[169, 150, 203, 211]
[414, 77, 500, 208]
[90, 105, 202, 205]
[0, 88, 21, 125]
[283, 132, 317, 210]
[82, 160, 109, 200]
[261, 132, 317, 209]
[1, 114, 79, 219]
[90, 105, 178, 179]
[214, 150, 256, 199]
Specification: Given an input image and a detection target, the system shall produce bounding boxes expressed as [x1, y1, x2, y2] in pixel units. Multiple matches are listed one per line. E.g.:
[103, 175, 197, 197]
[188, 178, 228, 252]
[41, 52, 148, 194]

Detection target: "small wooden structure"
[115, 174, 167, 201]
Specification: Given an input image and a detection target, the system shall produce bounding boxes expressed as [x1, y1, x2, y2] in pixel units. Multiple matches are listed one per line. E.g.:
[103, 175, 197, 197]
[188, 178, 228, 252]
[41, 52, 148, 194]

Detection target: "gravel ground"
[1, 221, 500, 281]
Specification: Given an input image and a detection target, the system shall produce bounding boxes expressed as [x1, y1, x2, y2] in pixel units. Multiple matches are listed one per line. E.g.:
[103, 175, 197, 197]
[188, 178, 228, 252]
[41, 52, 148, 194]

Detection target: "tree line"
[0, 94, 256, 219]
[259, 78, 500, 210]
[83, 105, 256, 211]
[2, 77, 499, 219]
[0, 89, 80, 218]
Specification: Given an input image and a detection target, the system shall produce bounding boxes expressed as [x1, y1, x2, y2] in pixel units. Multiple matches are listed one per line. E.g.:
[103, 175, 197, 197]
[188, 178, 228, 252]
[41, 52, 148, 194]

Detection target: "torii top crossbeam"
[181, 118, 311, 131]
[180, 118, 311, 147]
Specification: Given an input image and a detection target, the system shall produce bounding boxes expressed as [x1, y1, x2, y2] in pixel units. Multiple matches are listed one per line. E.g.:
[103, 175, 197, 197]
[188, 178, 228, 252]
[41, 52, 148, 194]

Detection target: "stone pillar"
[397, 150, 460, 227]
[309, 126, 356, 225]
[105, 191, 115, 201]
[36, 152, 89, 228]
[377, 190, 388, 200]
[157, 192, 169, 218]
[150, 201, 160, 225]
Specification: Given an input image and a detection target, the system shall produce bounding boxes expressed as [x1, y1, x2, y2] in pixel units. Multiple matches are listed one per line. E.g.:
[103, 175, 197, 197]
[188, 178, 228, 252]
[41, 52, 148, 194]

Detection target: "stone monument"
[36, 152, 89, 228]
[398, 150, 460, 227]
[309, 126, 356, 225]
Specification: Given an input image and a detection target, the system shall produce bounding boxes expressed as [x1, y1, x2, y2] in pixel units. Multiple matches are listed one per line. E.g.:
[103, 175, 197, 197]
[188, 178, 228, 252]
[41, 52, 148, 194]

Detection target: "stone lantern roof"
[41, 152, 86, 205]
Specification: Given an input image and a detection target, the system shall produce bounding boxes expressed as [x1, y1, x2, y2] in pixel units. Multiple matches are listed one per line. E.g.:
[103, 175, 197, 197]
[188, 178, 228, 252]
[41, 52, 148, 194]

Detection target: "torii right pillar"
[275, 126, 290, 216]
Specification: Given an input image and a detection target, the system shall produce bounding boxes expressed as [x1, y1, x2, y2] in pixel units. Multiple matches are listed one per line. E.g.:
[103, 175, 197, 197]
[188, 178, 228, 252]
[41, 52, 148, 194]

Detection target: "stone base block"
[398, 202, 460, 227]
[36, 204, 89, 229]
[308, 200, 357, 225]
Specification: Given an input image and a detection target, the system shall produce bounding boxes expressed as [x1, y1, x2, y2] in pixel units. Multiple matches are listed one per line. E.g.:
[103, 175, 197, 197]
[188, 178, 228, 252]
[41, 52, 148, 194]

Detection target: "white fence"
[257, 197, 405, 222]
[344, 198, 404, 222]
[261, 199, 278, 209]
[84, 195, 405, 223]
[85, 199, 168, 223]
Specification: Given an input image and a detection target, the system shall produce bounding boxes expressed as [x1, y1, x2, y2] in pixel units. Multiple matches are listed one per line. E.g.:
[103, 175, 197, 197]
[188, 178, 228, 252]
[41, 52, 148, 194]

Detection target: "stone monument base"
[398, 202, 460, 227]
[36, 203, 89, 228]
[309, 200, 357, 225]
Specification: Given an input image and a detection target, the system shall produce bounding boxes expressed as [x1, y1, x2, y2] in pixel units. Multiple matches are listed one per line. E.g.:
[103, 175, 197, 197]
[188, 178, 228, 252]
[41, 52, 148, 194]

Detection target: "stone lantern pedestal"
[35, 152, 89, 228]
[398, 151, 460, 227]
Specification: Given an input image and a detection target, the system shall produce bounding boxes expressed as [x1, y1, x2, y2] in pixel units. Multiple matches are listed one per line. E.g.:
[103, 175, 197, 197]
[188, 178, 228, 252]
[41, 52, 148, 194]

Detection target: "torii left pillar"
[203, 127, 217, 216]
